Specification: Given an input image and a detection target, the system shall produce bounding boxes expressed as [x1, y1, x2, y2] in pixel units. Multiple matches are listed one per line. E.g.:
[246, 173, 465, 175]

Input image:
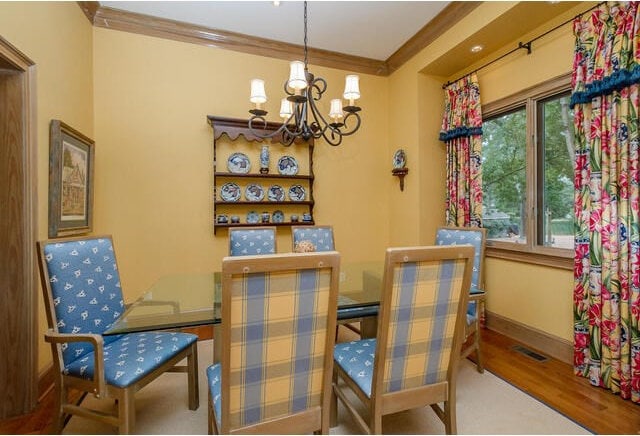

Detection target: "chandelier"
[248, 1, 362, 146]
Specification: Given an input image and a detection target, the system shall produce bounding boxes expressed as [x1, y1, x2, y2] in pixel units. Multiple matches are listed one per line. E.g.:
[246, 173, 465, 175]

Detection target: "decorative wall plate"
[277, 156, 299, 175]
[393, 149, 407, 169]
[245, 184, 265, 201]
[220, 182, 241, 202]
[288, 184, 306, 201]
[268, 185, 286, 202]
[227, 152, 251, 174]
[246, 211, 259, 224]
[272, 210, 285, 223]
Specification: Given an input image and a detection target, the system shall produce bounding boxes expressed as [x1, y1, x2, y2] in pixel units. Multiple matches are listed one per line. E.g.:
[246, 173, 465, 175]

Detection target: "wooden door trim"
[0, 35, 38, 416]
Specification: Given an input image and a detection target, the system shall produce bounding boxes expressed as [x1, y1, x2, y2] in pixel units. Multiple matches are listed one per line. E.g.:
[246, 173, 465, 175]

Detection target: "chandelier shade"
[248, 1, 362, 146]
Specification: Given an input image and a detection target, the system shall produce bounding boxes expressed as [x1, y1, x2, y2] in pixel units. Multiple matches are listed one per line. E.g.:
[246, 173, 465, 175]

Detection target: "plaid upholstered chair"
[332, 245, 474, 434]
[36, 235, 199, 434]
[435, 226, 487, 373]
[291, 225, 335, 252]
[228, 226, 277, 256]
[207, 251, 340, 434]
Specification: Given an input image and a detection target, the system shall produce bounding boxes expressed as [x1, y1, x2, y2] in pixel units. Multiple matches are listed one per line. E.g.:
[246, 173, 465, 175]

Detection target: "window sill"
[485, 246, 573, 270]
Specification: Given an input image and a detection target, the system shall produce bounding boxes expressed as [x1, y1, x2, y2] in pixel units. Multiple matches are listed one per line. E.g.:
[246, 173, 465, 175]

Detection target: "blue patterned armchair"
[291, 225, 335, 252]
[435, 226, 487, 373]
[228, 226, 277, 256]
[332, 245, 474, 434]
[207, 251, 340, 434]
[37, 235, 199, 434]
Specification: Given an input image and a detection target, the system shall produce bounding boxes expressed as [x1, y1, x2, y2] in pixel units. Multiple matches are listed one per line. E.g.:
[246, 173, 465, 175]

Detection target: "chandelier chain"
[303, 1, 308, 69]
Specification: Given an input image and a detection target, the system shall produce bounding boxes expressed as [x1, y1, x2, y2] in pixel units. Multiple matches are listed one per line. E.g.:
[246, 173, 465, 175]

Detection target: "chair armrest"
[469, 291, 485, 302]
[44, 329, 106, 397]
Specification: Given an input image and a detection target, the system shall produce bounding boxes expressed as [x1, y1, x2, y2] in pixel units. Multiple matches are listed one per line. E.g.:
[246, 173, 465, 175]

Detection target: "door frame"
[0, 35, 38, 417]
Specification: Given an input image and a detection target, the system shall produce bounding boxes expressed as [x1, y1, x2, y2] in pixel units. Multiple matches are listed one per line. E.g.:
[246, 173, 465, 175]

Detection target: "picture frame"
[48, 120, 95, 238]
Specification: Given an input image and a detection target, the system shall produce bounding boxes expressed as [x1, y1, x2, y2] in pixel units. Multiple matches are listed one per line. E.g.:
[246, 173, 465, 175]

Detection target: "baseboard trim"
[486, 311, 573, 365]
[38, 364, 55, 402]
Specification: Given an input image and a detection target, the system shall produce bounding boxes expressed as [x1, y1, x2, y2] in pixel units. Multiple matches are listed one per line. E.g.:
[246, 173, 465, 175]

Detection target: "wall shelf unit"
[207, 116, 315, 234]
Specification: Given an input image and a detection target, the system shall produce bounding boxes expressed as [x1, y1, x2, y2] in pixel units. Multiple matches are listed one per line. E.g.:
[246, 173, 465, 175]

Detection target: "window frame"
[481, 73, 573, 270]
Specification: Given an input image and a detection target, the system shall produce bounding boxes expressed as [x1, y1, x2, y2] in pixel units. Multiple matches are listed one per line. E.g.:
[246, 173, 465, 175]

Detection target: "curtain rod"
[442, 1, 606, 89]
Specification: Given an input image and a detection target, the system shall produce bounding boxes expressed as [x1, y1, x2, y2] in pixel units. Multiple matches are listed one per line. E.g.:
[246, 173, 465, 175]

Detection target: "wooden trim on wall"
[92, 6, 388, 76]
[82, 2, 478, 76]
[486, 311, 573, 365]
[77, 1, 100, 24]
[385, 1, 482, 74]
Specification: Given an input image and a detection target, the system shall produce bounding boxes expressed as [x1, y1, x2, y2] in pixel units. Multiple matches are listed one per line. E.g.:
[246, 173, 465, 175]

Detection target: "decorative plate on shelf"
[227, 152, 251, 174]
[246, 211, 259, 224]
[220, 182, 241, 202]
[392, 149, 407, 169]
[245, 184, 265, 201]
[272, 210, 285, 223]
[288, 184, 306, 201]
[277, 156, 299, 175]
[268, 185, 286, 202]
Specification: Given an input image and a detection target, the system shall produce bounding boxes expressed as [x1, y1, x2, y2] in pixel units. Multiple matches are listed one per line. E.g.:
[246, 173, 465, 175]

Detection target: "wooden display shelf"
[214, 172, 313, 180]
[216, 200, 314, 206]
[214, 221, 315, 228]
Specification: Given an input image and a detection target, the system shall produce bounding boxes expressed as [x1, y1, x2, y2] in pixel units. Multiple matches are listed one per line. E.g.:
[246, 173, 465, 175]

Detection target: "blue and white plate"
[277, 156, 298, 175]
[246, 211, 259, 224]
[220, 182, 241, 202]
[245, 184, 265, 201]
[288, 184, 306, 201]
[272, 210, 285, 223]
[268, 185, 285, 202]
[227, 152, 251, 174]
[393, 149, 407, 169]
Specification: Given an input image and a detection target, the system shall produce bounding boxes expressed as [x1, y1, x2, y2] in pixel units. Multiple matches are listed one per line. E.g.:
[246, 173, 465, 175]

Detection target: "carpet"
[63, 340, 591, 435]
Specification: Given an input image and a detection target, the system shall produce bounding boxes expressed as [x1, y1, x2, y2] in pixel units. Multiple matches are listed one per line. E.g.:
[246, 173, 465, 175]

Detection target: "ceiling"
[100, 1, 450, 61]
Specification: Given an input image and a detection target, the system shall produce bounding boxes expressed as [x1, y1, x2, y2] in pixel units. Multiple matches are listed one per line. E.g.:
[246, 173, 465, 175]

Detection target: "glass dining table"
[104, 261, 385, 338]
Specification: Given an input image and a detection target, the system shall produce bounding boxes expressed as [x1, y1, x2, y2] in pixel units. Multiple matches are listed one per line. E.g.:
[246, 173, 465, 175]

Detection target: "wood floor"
[1, 327, 638, 434]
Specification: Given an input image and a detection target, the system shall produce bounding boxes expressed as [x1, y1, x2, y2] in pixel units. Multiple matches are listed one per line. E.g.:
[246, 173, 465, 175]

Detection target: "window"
[481, 74, 574, 268]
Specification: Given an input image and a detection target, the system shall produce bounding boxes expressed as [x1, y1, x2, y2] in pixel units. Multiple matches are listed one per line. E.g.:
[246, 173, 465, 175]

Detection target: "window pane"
[539, 94, 574, 249]
[482, 109, 527, 243]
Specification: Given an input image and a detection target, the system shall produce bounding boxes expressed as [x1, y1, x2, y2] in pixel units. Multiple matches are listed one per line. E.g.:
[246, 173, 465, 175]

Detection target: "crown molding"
[77, 1, 99, 23]
[385, 1, 483, 74]
[79, 2, 477, 77]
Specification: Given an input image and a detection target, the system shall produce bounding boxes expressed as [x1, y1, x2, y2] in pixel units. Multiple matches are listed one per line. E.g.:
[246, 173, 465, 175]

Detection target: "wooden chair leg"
[118, 388, 135, 434]
[370, 408, 382, 435]
[207, 389, 213, 435]
[330, 368, 338, 427]
[188, 342, 199, 410]
[51, 382, 65, 433]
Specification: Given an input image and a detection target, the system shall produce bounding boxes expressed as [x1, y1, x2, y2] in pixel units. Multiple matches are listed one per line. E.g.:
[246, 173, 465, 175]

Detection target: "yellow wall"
[388, 2, 583, 342]
[92, 28, 390, 299]
[0, 2, 94, 371]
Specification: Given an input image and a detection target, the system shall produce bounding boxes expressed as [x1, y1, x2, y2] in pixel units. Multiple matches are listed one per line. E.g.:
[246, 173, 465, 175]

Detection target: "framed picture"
[48, 120, 95, 237]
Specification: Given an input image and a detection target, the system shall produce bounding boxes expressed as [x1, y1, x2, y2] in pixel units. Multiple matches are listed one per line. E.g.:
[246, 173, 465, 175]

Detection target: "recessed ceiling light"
[273, 1, 281, 6]
[470, 45, 484, 53]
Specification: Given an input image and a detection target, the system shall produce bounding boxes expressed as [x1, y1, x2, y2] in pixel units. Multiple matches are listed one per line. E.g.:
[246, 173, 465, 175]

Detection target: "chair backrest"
[217, 251, 339, 433]
[37, 235, 125, 364]
[291, 225, 335, 252]
[228, 227, 277, 256]
[372, 245, 473, 397]
[435, 226, 486, 291]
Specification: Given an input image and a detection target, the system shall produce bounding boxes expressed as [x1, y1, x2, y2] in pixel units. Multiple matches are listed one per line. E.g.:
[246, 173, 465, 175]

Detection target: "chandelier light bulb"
[249, 79, 267, 105]
[288, 61, 308, 91]
[329, 99, 344, 121]
[279, 98, 293, 120]
[343, 75, 360, 105]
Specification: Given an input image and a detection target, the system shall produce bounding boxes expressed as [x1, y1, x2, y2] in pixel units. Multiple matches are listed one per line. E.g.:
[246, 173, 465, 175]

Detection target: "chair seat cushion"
[207, 363, 222, 428]
[63, 332, 197, 388]
[334, 338, 377, 398]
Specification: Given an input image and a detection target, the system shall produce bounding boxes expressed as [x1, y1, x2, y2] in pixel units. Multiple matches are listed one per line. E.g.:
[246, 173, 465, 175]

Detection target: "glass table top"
[104, 261, 385, 335]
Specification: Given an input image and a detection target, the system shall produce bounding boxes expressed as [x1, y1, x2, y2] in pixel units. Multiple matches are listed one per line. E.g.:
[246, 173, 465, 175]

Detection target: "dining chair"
[228, 226, 277, 256]
[435, 226, 487, 373]
[36, 235, 199, 434]
[332, 245, 474, 434]
[292, 225, 362, 338]
[291, 225, 335, 252]
[207, 251, 340, 434]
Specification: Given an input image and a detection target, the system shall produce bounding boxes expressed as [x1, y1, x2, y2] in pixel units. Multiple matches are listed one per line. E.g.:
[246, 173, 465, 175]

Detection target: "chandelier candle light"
[248, 1, 362, 146]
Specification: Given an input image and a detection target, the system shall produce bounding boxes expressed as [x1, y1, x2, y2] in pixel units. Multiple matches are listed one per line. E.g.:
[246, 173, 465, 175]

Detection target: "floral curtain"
[572, 1, 640, 403]
[439, 73, 483, 227]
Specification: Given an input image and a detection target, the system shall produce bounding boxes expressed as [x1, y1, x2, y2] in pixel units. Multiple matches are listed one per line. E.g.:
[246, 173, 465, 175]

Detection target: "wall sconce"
[392, 149, 408, 191]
